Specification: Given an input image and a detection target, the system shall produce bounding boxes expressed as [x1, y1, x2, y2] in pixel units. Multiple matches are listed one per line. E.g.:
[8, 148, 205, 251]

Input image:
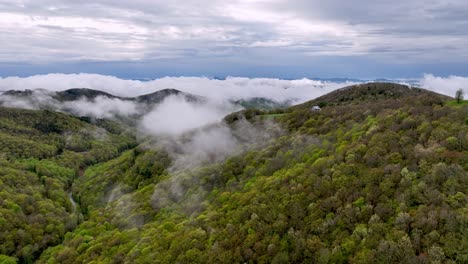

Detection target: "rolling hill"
[0, 87, 205, 105]
[0, 83, 466, 263]
[54, 88, 121, 101]
[232, 97, 293, 110]
[294, 82, 451, 109]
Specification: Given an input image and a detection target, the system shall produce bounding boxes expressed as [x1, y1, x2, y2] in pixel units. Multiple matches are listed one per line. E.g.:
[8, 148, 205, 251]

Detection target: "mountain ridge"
[1, 87, 205, 104]
[0, 81, 466, 263]
[294, 82, 451, 109]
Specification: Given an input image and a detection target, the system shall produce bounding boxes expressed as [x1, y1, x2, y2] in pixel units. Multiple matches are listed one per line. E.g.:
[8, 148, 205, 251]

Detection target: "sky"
[1, 0, 468, 79]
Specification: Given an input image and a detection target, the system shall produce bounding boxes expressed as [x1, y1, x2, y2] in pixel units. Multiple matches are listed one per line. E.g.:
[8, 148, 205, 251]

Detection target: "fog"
[139, 95, 240, 136]
[137, 94, 246, 171]
[2, 72, 465, 216]
[0, 73, 358, 103]
[0, 90, 140, 119]
[419, 74, 468, 97]
[64, 96, 139, 119]
[149, 118, 285, 215]
[1, 73, 463, 171]
[2, 73, 463, 174]
[0, 89, 57, 110]
[0, 74, 313, 194]
[0, 73, 464, 105]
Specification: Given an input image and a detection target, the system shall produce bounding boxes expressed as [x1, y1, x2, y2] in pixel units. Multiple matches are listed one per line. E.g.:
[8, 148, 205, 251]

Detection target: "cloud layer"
[0, 73, 465, 103]
[1, 73, 464, 142]
[418, 74, 468, 97]
[139, 95, 238, 136]
[0, 73, 358, 103]
[0, 0, 467, 71]
[0, 89, 140, 119]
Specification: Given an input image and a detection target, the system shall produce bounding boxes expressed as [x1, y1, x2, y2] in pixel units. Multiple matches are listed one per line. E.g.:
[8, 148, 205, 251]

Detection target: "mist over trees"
[0, 83, 466, 263]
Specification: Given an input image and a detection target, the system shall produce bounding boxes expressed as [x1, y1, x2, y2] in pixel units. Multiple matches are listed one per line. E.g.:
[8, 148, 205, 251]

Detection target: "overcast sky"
[1, 0, 467, 78]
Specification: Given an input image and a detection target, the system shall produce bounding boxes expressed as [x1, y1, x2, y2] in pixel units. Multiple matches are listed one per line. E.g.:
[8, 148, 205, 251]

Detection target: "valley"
[0, 83, 466, 263]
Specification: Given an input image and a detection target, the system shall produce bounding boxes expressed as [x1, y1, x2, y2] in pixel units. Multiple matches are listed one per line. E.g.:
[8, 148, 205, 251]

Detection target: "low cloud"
[0, 73, 358, 104]
[2, 73, 466, 105]
[0, 89, 56, 110]
[0, 74, 150, 97]
[7, 72, 467, 217]
[149, 118, 285, 215]
[151, 125, 239, 172]
[2, 73, 466, 124]
[419, 74, 468, 97]
[139, 95, 239, 136]
[0, 89, 140, 119]
[64, 96, 139, 119]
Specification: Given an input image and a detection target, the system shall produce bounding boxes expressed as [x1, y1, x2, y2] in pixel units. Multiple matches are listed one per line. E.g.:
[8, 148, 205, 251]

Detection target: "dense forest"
[0, 108, 136, 263]
[0, 83, 467, 263]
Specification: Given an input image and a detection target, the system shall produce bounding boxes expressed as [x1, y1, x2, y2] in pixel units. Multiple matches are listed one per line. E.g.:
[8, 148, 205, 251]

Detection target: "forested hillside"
[0, 84, 467, 263]
[0, 107, 136, 263]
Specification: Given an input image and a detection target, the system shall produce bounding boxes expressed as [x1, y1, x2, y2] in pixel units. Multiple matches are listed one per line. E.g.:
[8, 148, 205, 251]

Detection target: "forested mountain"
[1, 87, 285, 112]
[1, 88, 204, 104]
[0, 83, 466, 263]
[232, 97, 292, 110]
[294, 82, 451, 109]
[54, 89, 120, 101]
[135, 88, 204, 104]
[0, 107, 137, 263]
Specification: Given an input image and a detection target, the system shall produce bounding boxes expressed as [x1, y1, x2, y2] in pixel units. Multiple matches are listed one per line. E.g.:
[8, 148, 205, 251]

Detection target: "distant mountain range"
[2, 88, 205, 104]
[1, 87, 294, 112]
[130, 76, 420, 85]
[0, 82, 436, 119]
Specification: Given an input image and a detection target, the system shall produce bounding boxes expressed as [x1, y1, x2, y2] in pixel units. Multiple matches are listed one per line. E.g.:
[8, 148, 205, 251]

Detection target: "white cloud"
[139, 95, 237, 136]
[0, 74, 150, 97]
[0, 73, 358, 103]
[0, 89, 60, 109]
[2, 73, 466, 105]
[2, 71, 465, 200]
[0, 88, 140, 119]
[64, 96, 139, 119]
[419, 74, 468, 97]
[164, 124, 241, 171]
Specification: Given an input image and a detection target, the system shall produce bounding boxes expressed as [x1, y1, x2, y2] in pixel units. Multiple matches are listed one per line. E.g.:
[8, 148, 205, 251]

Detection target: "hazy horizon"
[1, 73, 467, 101]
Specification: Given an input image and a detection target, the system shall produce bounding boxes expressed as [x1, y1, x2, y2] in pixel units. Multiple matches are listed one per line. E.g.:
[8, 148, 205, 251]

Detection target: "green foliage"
[0, 254, 18, 264]
[1, 86, 467, 263]
[0, 106, 136, 262]
[293, 82, 449, 109]
[73, 147, 171, 213]
[0, 158, 72, 261]
[455, 88, 464, 104]
[234, 97, 291, 110]
[38, 94, 468, 263]
[446, 99, 468, 107]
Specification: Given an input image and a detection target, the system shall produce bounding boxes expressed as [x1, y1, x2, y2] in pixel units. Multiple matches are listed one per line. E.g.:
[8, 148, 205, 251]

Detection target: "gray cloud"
[0, 0, 467, 65]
